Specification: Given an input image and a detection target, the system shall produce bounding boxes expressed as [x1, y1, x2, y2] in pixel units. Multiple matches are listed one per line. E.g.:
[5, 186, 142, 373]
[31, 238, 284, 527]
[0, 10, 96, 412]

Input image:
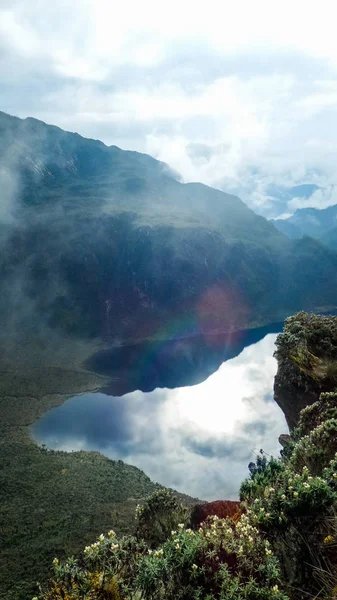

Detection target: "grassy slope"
[3, 112, 337, 599]
[0, 365, 196, 600]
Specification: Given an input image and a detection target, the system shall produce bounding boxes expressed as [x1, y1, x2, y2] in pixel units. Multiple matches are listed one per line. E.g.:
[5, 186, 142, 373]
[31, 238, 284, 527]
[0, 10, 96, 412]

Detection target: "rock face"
[274, 312, 337, 429]
[2, 112, 337, 356]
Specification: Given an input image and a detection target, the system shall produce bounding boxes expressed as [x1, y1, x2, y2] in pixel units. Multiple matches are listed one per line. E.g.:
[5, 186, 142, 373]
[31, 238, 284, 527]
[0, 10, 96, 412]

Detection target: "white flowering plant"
[133, 516, 289, 600]
[37, 515, 288, 600]
[239, 387, 337, 599]
[33, 314, 337, 600]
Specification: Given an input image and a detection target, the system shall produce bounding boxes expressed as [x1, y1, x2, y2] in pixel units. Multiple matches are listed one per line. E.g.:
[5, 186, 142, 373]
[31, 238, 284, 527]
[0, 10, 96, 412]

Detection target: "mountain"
[321, 225, 337, 249]
[3, 112, 337, 599]
[186, 145, 321, 219]
[1, 110, 337, 361]
[272, 203, 337, 240]
[264, 183, 320, 219]
[270, 218, 302, 239]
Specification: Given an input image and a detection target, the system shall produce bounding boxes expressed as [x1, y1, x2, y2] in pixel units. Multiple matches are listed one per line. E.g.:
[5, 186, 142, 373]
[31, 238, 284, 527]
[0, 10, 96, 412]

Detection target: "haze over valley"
[3, 3, 337, 599]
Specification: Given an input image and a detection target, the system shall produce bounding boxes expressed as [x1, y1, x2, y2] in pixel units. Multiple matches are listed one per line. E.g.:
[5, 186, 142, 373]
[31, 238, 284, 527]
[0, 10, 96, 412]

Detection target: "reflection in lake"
[85, 322, 284, 395]
[31, 328, 288, 500]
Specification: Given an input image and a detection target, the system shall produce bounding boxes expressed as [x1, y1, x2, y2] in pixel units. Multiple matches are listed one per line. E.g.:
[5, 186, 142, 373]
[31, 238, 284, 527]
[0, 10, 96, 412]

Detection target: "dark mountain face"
[322, 226, 337, 249]
[272, 203, 337, 240]
[1, 111, 337, 360]
[270, 219, 302, 239]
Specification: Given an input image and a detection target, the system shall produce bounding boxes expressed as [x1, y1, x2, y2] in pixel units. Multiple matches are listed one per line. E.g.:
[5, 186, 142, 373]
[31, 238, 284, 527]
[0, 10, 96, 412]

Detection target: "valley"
[1, 111, 337, 599]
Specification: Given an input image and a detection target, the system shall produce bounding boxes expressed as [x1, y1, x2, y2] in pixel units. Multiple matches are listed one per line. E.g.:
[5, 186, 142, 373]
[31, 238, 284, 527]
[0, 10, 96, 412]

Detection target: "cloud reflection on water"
[32, 333, 287, 500]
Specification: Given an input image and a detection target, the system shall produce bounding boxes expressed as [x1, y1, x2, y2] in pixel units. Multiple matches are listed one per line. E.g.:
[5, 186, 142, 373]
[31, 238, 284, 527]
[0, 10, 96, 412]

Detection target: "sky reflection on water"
[32, 333, 288, 500]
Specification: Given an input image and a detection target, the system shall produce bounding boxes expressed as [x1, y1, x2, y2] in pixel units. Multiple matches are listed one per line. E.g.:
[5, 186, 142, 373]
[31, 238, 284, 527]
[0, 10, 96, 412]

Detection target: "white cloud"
[33, 333, 287, 499]
[2, 0, 337, 216]
[0, 9, 40, 56]
[4, 0, 337, 68]
[289, 185, 337, 212]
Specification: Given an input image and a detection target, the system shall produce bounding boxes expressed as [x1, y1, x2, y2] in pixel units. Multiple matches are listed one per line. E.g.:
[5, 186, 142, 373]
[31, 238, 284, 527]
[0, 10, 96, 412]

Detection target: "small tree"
[135, 489, 189, 547]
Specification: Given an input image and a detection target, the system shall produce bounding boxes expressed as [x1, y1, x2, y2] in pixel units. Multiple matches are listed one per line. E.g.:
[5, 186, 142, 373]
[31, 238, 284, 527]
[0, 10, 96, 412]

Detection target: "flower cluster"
[36, 314, 337, 600]
[246, 461, 336, 529]
[133, 512, 288, 600]
[240, 378, 337, 600]
[39, 498, 289, 600]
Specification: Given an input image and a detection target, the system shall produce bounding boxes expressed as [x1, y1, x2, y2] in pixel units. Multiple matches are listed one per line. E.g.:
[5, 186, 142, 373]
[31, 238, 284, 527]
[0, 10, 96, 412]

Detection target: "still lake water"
[31, 324, 288, 500]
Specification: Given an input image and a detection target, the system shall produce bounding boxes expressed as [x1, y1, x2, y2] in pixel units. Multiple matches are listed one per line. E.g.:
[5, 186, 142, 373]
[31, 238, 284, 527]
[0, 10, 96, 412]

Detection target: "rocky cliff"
[274, 311, 337, 429]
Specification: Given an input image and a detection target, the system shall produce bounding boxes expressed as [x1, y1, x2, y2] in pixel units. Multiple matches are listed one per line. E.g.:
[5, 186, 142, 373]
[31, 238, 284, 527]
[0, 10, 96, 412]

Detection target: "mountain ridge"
[1, 110, 337, 357]
[272, 202, 337, 241]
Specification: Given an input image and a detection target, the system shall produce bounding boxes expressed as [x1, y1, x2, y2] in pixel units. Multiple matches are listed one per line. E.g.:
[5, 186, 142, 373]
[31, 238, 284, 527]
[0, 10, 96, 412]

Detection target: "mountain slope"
[270, 218, 302, 239]
[272, 203, 337, 240]
[264, 182, 320, 218]
[0, 110, 283, 245]
[3, 112, 337, 599]
[321, 225, 337, 249]
[1, 111, 337, 355]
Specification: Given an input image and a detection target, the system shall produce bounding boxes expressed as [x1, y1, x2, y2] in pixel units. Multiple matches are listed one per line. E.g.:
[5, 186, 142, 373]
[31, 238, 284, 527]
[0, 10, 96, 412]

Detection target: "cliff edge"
[274, 311, 337, 429]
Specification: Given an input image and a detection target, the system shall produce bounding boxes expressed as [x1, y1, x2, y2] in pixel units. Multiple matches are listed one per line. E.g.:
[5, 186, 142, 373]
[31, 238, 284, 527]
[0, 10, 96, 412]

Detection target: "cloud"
[2, 1, 337, 217]
[32, 333, 288, 500]
[288, 185, 337, 212]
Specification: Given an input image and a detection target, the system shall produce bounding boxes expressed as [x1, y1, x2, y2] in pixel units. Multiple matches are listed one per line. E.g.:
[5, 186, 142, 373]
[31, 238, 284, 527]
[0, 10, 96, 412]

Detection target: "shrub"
[240, 444, 337, 596]
[291, 391, 337, 474]
[133, 517, 288, 600]
[35, 314, 337, 600]
[37, 518, 289, 600]
[135, 489, 189, 547]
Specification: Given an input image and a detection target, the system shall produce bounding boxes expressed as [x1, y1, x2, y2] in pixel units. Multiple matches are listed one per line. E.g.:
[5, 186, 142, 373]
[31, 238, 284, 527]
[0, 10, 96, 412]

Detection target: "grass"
[0, 362, 195, 600]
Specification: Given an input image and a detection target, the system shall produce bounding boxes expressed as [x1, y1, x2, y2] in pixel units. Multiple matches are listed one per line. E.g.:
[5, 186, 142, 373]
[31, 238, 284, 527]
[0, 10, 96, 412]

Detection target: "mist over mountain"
[272, 203, 337, 241]
[263, 183, 321, 218]
[1, 110, 337, 362]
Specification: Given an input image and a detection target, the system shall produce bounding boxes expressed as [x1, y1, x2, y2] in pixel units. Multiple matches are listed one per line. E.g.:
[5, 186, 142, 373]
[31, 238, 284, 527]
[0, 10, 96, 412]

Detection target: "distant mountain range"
[272, 204, 337, 248]
[1, 110, 337, 356]
[186, 142, 323, 219]
[261, 183, 321, 218]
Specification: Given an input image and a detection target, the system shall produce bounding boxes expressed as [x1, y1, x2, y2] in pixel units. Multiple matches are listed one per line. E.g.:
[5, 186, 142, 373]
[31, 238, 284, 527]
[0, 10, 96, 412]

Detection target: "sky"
[2, 0, 337, 217]
[32, 333, 288, 500]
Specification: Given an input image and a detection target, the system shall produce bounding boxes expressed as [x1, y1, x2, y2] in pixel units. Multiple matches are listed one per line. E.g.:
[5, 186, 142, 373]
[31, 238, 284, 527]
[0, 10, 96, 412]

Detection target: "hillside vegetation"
[0, 366, 196, 600]
[35, 313, 337, 600]
[3, 111, 337, 599]
[2, 111, 337, 355]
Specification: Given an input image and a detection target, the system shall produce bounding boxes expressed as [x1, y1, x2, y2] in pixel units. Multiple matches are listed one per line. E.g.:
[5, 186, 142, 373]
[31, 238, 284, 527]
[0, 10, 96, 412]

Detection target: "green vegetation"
[2, 111, 337, 349]
[239, 403, 337, 598]
[36, 501, 288, 600]
[0, 366, 196, 600]
[135, 489, 189, 548]
[34, 313, 337, 600]
[274, 311, 337, 428]
[3, 101, 337, 599]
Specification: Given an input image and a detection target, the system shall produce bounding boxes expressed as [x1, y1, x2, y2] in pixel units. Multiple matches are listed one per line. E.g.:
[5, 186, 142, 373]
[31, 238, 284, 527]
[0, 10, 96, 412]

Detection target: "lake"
[31, 323, 288, 500]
